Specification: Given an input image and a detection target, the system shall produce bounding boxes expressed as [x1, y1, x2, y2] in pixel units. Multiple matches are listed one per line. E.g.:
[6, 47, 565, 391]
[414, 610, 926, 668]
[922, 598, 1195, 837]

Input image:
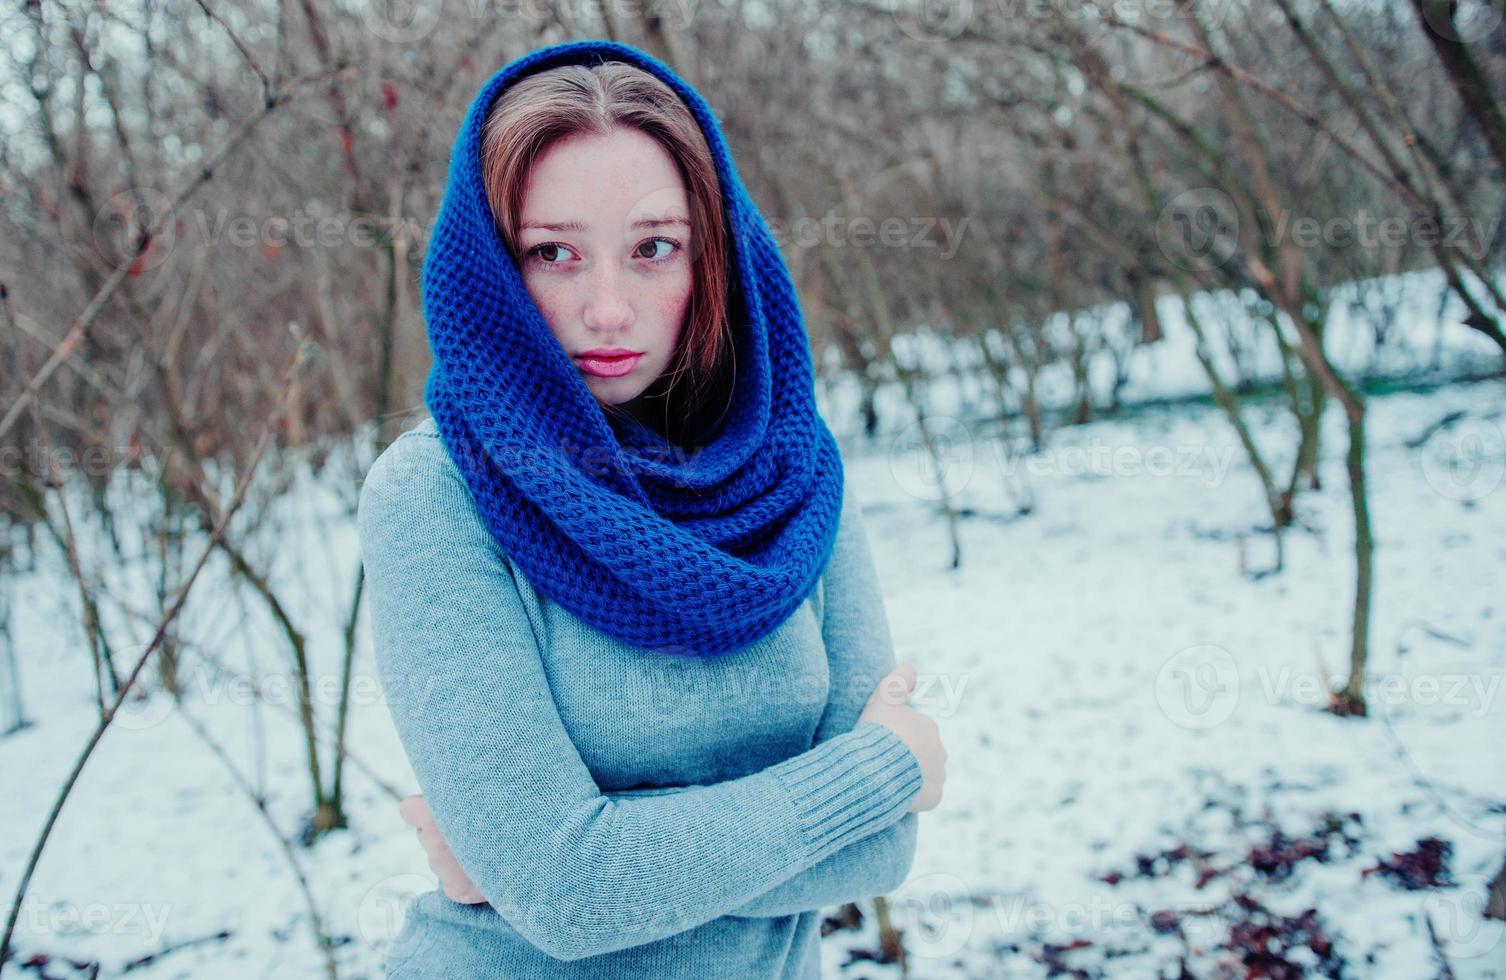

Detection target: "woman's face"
[517, 125, 693, 420]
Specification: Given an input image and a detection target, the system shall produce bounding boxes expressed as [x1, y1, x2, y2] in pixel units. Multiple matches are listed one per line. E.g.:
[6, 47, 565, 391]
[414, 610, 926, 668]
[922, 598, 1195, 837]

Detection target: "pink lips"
[574, 349, 642, 378]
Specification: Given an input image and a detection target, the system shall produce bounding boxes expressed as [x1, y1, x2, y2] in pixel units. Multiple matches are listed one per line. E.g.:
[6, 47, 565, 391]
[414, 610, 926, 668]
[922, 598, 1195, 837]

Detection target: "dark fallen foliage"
[866, 804, 1393, 976]
[1361, 836, 1454, 890]
[1148, 909, 1181, 934]
[1094, 808, 1363, 977]
[1101, 811, 1365, 893]
[1100, 841, 1221, 889]
[1226, 893, 1343, 979]
[1246, 812, 1364, 884]
[1124, 893, 1345, 978]
[1039, 937, 1096, 978]
[820, 901, 863, 937]
[7, 928, 236, 978]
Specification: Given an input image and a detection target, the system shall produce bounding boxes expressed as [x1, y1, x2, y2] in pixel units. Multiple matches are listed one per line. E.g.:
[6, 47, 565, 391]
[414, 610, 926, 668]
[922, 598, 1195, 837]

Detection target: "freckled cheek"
[642, 273, 692, 344]
[522, 278, 576, 334]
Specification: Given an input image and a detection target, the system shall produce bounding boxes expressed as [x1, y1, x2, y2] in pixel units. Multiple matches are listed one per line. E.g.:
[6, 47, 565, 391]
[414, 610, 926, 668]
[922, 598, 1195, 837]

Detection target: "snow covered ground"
[1, 271, 1502, 977]
[835, 377, 1504, 978]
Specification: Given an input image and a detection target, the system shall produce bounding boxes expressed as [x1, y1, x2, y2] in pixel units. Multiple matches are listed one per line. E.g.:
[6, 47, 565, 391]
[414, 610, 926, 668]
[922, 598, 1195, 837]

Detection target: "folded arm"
[358, 435, 923, 960]
[726, 476, 921, 918]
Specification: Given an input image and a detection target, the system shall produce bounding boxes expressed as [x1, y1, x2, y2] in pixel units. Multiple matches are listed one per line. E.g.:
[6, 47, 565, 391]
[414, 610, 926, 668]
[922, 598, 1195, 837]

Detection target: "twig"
[0, 340, 315, 975]
[1100, 13, 1412, 204]
[0, 67, 349, 441]
[173, 701, 337, 979]
[1425, 911, 1457, 979]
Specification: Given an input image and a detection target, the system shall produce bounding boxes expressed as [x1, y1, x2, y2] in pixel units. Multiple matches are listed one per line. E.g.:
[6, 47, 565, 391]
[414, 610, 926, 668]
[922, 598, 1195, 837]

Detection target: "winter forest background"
[2, 0, 1505, 977]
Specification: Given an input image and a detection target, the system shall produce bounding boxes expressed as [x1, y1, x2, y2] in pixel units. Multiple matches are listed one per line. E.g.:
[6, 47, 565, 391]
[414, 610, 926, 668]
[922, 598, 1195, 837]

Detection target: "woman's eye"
[527, 242, 577, 265]
[526, 238, 680, 267]
[636, 237, 680, 261]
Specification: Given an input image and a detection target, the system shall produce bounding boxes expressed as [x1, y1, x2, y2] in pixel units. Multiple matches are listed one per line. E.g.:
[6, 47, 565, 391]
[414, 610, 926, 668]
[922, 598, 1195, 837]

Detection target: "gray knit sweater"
[358, 417, 923, 978]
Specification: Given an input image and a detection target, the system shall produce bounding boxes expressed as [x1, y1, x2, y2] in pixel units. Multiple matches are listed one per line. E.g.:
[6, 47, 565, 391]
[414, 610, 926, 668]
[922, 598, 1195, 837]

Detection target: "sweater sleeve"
[726, 477, 920, 918]
[357, 435, 924, 961]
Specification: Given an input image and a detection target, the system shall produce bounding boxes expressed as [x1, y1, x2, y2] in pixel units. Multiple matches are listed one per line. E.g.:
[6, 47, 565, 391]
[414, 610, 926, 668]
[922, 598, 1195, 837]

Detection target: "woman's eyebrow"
[520, 216, 689, 232]
[630, 216, 690, 229]
[521, 219, 588, 233]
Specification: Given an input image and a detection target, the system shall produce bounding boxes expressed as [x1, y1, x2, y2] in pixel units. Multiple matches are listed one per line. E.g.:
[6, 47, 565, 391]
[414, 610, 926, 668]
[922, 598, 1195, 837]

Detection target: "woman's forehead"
[519, 131, 690, 234]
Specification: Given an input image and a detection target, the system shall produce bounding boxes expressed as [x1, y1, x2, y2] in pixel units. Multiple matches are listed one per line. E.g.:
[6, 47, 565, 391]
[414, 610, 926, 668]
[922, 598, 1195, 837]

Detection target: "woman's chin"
[589, 381, 646, 407]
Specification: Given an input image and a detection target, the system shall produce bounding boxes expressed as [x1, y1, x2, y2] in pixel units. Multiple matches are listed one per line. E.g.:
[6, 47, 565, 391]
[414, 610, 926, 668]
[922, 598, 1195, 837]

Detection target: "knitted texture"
[421, 38, 844, 657]
[357, 420, 923, 977]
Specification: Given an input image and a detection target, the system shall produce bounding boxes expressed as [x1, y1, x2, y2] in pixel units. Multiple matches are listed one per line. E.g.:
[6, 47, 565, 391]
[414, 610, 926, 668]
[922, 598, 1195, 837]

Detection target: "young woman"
[357, 39, 948, 979]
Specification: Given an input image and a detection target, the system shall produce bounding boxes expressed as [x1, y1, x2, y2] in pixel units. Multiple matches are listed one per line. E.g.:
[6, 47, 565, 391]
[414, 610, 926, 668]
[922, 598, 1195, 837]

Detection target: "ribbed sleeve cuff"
[768, 721, 923, 865]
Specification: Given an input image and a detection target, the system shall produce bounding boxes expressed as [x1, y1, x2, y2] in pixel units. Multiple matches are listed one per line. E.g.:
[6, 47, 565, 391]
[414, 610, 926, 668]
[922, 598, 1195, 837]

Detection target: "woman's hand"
[398, 794, 487, 904]
[856, 664, 948, 813]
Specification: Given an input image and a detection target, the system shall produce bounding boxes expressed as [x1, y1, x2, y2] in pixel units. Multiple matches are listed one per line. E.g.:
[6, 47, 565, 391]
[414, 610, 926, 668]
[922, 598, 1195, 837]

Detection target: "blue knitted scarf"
[420, 40, 844, 658]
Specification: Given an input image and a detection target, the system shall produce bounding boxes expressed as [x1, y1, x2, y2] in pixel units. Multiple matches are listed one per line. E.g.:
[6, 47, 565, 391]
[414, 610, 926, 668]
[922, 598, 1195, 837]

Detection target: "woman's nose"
[581, 263, 633, 333]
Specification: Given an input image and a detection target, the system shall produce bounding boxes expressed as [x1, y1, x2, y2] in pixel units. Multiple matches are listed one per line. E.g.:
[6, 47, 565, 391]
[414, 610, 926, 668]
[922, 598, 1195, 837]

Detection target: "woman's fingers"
[398, 793, 430, 827]
[403, 794, 484, 903]
[443, 881, 484, 904]
[444, 877, 486, 904]
[401, 792, 486, 904]
[865, 663, 917, 710]
[428, 840, 486, 904]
